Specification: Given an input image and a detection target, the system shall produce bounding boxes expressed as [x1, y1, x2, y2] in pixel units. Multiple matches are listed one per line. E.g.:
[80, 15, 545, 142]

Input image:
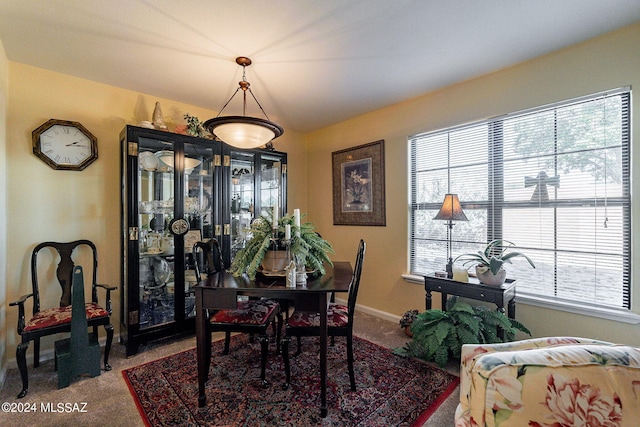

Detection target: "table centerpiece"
[230, 210, 334, 280]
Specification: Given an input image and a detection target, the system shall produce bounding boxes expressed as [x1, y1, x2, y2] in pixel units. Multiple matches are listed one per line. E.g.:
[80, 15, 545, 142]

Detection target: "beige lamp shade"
[434, 194, 468, 222]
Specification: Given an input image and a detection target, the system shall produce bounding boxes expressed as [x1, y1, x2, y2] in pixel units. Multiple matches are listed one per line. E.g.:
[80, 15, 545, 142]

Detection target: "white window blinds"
[409, 88, 631, 310]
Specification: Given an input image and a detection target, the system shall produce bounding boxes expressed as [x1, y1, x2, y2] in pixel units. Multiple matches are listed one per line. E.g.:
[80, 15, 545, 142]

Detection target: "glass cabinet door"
[229, 151, 255, 260]
[224, 149, 287, 267]
[137, 140, 176, 330]
[259, 153, 283, 218]
[182, 142, 216, 319]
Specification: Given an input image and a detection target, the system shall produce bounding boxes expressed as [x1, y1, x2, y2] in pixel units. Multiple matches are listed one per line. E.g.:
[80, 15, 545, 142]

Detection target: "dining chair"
[281, 239, 366, 391]
[194, 238, 282, 387]
[9, 240, 116, 398]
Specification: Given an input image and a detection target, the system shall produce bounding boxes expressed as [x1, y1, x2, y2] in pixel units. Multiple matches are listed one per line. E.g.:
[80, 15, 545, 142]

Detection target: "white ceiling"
[1, 0, 640, 132]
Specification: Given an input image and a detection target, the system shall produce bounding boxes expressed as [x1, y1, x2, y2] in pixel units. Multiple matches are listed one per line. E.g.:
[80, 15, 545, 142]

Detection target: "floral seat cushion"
[210, 299, 279, 325]
[288, 303, 349, 328]
[23, 302, 109, 332]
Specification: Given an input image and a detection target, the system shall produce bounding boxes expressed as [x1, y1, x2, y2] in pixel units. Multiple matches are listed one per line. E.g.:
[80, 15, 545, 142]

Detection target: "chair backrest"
[193, 238, 224, 282]
[346, 240, 366, 323]
[31, 240, 98, 314]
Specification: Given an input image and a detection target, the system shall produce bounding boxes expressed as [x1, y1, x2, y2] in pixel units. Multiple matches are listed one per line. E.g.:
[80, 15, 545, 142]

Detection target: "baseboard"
[334, 297, 399, 324]
[5, 336, 110, 370]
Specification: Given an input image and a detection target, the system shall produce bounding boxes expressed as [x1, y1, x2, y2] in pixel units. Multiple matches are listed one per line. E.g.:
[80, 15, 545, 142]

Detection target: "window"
[409, 88, 631, 310]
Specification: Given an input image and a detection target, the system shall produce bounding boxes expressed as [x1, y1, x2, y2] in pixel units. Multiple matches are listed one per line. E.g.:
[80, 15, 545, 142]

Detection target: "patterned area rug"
[122, 334, 459, 426]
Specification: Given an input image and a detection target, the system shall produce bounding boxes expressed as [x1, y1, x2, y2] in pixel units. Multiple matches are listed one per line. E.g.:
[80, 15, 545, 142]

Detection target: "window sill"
[402, 273, 640, 324]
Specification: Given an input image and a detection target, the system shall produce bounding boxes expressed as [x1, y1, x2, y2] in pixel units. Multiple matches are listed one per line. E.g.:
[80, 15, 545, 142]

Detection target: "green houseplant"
[230, 212, 334, 280]
[454, 239, 535, 286]
[393, 297, 531, 367]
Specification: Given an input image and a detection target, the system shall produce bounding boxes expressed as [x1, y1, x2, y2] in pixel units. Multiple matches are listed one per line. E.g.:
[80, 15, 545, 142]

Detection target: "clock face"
[32, 119, 98, 170]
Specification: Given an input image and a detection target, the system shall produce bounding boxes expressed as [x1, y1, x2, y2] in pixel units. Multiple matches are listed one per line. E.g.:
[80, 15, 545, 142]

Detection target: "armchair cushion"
[287, 303, 349, 328]
[455, 337, 640, 427]
[23, 303, 109, 332]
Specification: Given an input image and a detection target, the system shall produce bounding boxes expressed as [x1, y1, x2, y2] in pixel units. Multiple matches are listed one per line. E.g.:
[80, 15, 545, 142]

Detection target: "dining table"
[194, 261, 353, 418]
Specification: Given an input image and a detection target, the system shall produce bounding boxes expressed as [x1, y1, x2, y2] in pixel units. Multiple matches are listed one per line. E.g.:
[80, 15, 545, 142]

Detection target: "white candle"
[285, 224, 291, 240]
[293, 208, 301, 236]
[294, 209, 300, 227]
[272, 198, 279, 228]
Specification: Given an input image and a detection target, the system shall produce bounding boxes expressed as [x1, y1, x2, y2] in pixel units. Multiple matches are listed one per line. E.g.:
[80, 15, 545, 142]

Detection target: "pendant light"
[204, 57, 284, 149]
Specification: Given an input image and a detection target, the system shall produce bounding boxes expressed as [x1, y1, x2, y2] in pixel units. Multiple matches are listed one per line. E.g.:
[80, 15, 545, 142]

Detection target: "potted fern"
[230, 212, 334, 280]
[454, 239, 535, 286]
[393, 297, 530, 367]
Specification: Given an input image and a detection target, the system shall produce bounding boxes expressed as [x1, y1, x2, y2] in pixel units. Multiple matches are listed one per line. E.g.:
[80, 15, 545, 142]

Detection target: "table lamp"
[433, 194, 468, 278]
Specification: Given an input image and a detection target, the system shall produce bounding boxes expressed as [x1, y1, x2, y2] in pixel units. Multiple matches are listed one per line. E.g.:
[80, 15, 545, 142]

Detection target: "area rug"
[122, 334, 459, 426]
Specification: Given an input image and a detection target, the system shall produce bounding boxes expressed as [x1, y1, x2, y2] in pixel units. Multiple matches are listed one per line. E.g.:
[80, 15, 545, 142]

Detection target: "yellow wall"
[306, 23, 640, 346]
[3, 63, 307, 364]
[3, 22, 640, 370]
[0, 39, 8, 380]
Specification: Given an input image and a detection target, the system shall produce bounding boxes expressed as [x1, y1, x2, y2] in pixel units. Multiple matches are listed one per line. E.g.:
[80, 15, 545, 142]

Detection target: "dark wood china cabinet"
[120, 125, 286, 356]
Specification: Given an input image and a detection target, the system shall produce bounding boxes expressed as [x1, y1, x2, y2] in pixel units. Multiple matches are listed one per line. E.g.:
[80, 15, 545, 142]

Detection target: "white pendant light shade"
[204, 116, 283, 149]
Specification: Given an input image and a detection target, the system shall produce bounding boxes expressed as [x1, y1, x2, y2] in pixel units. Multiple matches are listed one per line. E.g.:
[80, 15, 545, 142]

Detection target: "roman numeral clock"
[32, 119, 98, 171]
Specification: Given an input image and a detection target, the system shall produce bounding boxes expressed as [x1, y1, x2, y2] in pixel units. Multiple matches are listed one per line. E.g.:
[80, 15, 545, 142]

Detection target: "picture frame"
[184, 229, 202, 253]
[332, 140, 386, 226]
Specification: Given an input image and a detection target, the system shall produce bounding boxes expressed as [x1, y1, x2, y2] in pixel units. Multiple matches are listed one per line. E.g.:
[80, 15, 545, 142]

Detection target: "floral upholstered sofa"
[455, 337, 640, 427]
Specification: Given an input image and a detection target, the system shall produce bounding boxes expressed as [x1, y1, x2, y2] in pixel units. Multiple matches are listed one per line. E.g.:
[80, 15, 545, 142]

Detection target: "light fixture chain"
[246, 88, 272, 121]
[215, 87, 242, 118]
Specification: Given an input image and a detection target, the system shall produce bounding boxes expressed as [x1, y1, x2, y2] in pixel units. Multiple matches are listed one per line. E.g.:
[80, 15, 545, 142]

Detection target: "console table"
[424, 275, 517, 319]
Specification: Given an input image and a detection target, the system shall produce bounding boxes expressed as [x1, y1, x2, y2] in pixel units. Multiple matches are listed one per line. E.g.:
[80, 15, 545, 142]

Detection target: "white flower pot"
[475, 265, 507, 286]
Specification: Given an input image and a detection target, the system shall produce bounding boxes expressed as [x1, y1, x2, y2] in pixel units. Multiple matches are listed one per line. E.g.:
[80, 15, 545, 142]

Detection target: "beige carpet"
[0, 311, 459, 426]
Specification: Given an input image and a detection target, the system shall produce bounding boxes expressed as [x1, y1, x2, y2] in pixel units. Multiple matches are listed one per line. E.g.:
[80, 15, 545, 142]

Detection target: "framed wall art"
[332, 140, 386, 226]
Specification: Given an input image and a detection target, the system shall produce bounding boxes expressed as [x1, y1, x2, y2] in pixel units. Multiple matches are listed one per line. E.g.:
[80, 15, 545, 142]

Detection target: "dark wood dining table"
[194, 261, 353, 417]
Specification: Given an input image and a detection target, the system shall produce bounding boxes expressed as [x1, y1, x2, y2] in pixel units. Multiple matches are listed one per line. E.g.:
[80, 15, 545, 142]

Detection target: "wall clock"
[32, 119, 98, 171]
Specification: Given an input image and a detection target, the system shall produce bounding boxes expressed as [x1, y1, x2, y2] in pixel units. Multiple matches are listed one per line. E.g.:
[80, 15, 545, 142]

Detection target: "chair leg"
[223, 332, 231, 354]
[295, 336, 302, 356]
[347, 333, 356, 391]
[275, 312, 282, 355]
[103, 323, 114, 371]
[16, 341, 29, 399]
[33, 337, 40, 368]
[259, 334, 269, 388]
[281, 336, 291, 390]
[204, 326, 212, 379]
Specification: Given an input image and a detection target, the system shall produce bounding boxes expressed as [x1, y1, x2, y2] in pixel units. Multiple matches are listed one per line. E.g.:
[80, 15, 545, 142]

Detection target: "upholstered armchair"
[455, 337, 640, 427]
